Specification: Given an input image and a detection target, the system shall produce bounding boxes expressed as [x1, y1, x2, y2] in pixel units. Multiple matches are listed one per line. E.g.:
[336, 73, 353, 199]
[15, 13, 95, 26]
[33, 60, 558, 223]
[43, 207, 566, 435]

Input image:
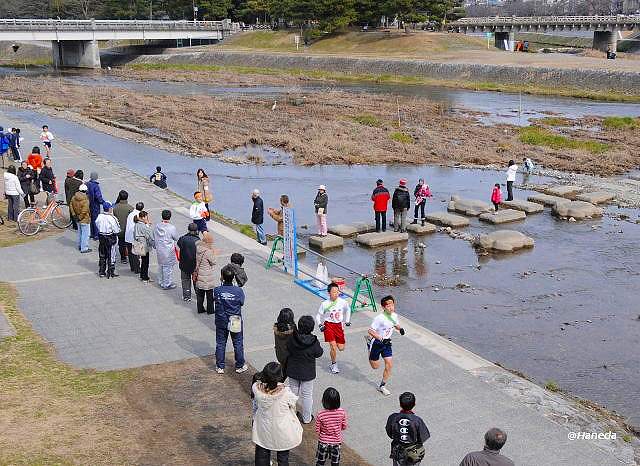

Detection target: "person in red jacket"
[491, 183, 502, 211]
[371, 179, 391, 233]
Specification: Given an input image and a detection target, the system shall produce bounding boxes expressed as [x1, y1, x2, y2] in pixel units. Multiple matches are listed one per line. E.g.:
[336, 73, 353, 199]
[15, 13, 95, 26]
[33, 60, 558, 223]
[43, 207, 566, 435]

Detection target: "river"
[1, 69, 640, 427]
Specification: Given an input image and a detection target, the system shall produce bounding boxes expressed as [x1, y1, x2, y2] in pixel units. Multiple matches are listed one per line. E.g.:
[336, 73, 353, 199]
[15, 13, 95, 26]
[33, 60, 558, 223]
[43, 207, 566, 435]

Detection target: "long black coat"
[252, 196, 264, 225]
[285, 332, 323, 381]
[392, 186, 411, 210]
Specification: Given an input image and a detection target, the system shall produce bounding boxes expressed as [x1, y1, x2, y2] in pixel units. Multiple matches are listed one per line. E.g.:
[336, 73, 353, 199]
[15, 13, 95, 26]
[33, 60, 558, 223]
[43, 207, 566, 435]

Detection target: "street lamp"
[193, 2, 198, 23]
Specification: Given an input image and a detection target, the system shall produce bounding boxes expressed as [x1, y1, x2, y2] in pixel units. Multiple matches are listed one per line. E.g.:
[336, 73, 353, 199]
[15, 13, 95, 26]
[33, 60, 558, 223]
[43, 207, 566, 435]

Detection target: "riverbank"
[1, 71, 639, 178]
[0, 111, 637, 465]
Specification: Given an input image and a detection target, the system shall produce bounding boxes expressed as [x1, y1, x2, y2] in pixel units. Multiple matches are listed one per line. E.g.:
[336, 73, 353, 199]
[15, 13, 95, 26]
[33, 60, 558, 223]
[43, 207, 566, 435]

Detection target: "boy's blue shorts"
[369, 339, 392, 361]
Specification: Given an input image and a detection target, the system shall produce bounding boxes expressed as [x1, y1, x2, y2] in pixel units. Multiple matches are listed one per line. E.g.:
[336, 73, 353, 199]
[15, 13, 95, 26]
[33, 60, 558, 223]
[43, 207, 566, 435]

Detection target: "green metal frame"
[266, 235, 284, 269]
[351, 276, 377, 314]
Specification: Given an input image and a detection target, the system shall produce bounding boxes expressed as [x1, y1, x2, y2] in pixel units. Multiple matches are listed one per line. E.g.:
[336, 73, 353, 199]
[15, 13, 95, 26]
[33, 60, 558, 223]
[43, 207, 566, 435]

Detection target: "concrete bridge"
[0, 18, 239, 68]
[450, 15, 640, 51]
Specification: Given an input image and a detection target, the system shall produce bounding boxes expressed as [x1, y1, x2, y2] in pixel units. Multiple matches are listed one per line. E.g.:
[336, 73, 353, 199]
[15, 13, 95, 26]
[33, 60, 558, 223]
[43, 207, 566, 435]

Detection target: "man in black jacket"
[459, 428, 514, 466]
[285, 315, 323, 424]
[391, 179, 411, 233]
[64, 169, 83, 230]
[176, 223, 200, 302]
[386, 392, 430, 466]
[251, 189, 267, 245]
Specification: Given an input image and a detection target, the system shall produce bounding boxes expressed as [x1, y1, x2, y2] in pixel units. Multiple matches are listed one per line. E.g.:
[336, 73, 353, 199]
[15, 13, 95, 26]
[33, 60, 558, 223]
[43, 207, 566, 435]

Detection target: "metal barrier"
[266, 236, 377, 314]
[0, 18, 236, 32]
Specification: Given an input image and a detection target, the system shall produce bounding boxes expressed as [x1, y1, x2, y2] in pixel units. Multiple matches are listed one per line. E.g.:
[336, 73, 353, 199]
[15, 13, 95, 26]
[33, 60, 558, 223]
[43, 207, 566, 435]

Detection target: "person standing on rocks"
[64, 169, 83, 230]
[371, 179, 390, 233]
[214, 265, 247, 374]
[366, 295, 405, 396]
[87, 172, 107, 240]
[316, 283, 351, 375]
[113, 191, 133, 264]
[251, 189, 267, 245]
[125, 202, 144, 273]
[196, 168, 212, 213]
[386, 392, 430, 466]
[153, 209, 179, 290]
[314, 185, 329, 237]
[268, 194, 290, 237]
[506, 160, 518, 202]
[412, 179, 432, 226]
[69, 184, 91, 253]
[459, 428, 514, 466]
[96, 202, 121, 278]
[392, 179, 410, 233]
[176, 222, 200, 302]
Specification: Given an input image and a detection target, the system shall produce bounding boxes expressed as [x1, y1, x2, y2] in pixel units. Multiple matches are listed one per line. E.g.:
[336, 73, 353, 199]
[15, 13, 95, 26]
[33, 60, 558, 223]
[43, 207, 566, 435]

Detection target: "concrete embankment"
[119, 49, 640, 94]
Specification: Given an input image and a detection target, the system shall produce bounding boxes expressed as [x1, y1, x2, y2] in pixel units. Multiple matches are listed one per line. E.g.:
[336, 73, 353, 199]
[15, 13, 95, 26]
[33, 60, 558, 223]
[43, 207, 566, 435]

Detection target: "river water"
[1, 70, 640, 427]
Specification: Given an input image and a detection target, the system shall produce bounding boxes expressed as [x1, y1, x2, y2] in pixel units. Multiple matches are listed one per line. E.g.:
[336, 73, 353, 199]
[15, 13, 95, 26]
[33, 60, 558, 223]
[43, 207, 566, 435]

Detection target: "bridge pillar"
[593, 30, 618, 52]
[495, 31, 515, 51]
[51, 40, 101, 69]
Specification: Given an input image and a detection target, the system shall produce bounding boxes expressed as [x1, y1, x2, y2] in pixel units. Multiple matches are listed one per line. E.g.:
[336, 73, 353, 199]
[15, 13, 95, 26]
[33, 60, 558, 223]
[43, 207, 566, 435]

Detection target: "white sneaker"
[216, 367, 224, 374]
[235, 364, 248, 373]
[330, 363, 340, 374]
[378, 385, 391, 396]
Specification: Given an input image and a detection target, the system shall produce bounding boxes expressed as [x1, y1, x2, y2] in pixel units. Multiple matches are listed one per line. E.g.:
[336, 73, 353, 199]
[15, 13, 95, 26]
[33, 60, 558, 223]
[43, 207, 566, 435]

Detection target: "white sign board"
[283, 207, 297, 275]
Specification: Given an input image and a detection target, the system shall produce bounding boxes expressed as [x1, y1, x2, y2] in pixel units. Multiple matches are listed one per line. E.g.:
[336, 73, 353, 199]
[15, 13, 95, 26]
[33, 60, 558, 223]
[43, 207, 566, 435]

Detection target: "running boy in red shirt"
[316, 283, 351, 374]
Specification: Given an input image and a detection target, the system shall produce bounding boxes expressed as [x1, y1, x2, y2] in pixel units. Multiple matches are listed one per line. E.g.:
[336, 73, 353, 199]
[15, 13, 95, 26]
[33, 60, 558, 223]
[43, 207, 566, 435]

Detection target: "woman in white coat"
[253, 362, 303, 466]
[506, 159, 518, 201]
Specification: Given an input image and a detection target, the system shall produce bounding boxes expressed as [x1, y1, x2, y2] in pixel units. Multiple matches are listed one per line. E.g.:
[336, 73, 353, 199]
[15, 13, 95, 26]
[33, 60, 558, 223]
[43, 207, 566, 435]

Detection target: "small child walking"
[189, 191, 209, 233]
[315, 387, 348, 466]
[491, 183, 502, 211]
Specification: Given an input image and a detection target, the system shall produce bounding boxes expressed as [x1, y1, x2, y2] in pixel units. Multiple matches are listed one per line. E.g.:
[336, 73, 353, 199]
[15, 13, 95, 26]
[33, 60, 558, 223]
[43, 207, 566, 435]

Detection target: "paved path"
[0, 109, 631, 465]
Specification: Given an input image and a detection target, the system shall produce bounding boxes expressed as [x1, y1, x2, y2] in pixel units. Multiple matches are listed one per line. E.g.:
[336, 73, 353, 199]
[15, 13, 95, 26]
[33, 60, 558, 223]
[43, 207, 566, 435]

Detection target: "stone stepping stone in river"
[447, 195, 494, 216]
[424, 211, 470, 228]
[527, 193, 570, 207]
[575, 192, 615, 205]
[474, 230, 535, 253]
[552, 200, 603, 220]
[541, 185, 584, 199]
[355, 232, 408, 248]
[328, 222, 376, 238]
[406, 222, 437, 235]
[309, 234, 344, 251]
[479, 209, 526, 224]
[501, 199, 544, 214]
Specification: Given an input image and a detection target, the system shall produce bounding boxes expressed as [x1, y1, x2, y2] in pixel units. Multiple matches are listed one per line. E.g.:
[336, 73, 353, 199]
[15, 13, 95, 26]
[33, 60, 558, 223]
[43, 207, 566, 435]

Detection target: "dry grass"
[1, 74, 639, 175]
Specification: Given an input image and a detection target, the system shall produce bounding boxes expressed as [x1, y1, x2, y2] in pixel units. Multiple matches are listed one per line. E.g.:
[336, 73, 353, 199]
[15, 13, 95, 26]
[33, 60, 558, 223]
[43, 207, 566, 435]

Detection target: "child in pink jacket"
[491, 183, 502, 211]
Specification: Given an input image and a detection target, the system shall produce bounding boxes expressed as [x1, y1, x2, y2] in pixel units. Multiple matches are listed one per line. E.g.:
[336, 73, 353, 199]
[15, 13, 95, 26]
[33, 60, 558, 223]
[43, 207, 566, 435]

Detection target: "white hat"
[318, 185, 326, 190]
[79, 184, 88, 192]
[252, 189, 260, 196]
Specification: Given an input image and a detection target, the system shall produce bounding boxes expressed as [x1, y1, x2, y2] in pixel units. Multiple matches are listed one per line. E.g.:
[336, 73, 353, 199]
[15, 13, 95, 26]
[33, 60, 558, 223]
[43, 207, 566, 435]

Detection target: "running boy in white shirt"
[40, 125, 54, 157]
[316, 282, 351, 374]
[367, 295, 405, 396]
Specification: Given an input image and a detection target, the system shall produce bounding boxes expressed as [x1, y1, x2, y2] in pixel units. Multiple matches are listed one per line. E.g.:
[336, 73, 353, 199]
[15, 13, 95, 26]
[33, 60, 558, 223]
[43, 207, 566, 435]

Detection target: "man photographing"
[367, 295, 405, 396]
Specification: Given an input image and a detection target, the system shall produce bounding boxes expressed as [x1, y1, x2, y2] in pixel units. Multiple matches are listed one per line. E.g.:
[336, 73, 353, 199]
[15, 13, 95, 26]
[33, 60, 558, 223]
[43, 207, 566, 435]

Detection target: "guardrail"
[0, 18, 234, 31]
[453, 15, 640, 25]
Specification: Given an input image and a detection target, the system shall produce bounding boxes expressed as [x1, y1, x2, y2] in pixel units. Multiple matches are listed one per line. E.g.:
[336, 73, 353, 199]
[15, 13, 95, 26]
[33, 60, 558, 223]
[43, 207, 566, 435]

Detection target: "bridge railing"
[453, 15, 640, 25]
[0, 18, 234, 31]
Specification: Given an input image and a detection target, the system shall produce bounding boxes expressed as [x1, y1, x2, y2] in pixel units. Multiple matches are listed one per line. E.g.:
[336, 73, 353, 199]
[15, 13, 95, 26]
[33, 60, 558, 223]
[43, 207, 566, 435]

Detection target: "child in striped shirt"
[315, 387, 348, 466]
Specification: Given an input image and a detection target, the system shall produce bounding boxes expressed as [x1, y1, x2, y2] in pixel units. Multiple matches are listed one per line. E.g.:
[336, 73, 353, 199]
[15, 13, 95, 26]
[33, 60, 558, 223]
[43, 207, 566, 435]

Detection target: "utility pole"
[149, 0, 152, 20]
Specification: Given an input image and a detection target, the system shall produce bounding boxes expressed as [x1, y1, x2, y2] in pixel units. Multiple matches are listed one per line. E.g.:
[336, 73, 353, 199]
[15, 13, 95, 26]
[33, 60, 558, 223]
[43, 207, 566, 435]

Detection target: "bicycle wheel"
[17, 208, 42, 236]
[52, 203, 72, 229]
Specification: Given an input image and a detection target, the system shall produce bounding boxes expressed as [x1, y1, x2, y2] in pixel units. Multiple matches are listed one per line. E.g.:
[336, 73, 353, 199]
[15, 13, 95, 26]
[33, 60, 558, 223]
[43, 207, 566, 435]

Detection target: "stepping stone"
[406, 222, 437, 235]
[309, 234, 344, 250]
[328, 222, 375, 238]
[355, 232, 408, 248]
[474, 230, 534, 252]
[542, 185, 583, 199]
[424, 212, 470, 228]
[501, 199, 544, 214]
[479, 209, 526, 224]
[575, 192, 615, 205]
[447, 195, 494, 216]
[552, 200, 603, 220]
[528, 193, 570, 207]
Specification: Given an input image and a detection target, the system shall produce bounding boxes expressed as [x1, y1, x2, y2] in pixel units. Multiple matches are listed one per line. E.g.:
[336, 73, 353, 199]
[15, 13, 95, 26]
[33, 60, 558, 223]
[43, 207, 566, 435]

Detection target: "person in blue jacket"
[86, 171, 108, 240]
[214, 265, 248, 374]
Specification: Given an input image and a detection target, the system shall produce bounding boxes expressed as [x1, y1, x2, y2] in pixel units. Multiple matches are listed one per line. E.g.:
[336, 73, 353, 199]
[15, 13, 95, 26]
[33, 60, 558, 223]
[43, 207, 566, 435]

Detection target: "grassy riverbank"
[128, 62, 640, 103]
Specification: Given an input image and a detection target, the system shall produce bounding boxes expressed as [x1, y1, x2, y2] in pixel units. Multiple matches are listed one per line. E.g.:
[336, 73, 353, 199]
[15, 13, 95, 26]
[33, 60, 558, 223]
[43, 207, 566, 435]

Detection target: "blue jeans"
[255, 223, 266, 244]
[78, 223, 90, 252]
[215, 326, 245, 369]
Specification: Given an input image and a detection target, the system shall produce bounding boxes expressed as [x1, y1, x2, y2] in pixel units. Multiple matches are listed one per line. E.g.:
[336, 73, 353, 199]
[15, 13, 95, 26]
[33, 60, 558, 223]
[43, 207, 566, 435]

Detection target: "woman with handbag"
[194, 231, 216, 314]
[253, 362, 303, 466]
[133, 211, 155, 283]
[17, 161, 37, 208]
[196, 168, 212, 214]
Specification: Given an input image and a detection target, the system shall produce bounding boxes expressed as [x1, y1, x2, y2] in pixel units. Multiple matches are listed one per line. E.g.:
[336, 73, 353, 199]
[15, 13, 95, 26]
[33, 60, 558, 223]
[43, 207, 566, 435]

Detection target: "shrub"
[390, 132, 412, 144]
[519, 126, 609, 154]
[602, 116, 639, 130]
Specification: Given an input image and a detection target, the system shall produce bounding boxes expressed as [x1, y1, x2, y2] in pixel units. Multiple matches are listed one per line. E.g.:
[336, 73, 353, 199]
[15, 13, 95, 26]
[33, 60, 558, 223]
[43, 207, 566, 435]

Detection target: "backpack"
[400, 443, 425, 464]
